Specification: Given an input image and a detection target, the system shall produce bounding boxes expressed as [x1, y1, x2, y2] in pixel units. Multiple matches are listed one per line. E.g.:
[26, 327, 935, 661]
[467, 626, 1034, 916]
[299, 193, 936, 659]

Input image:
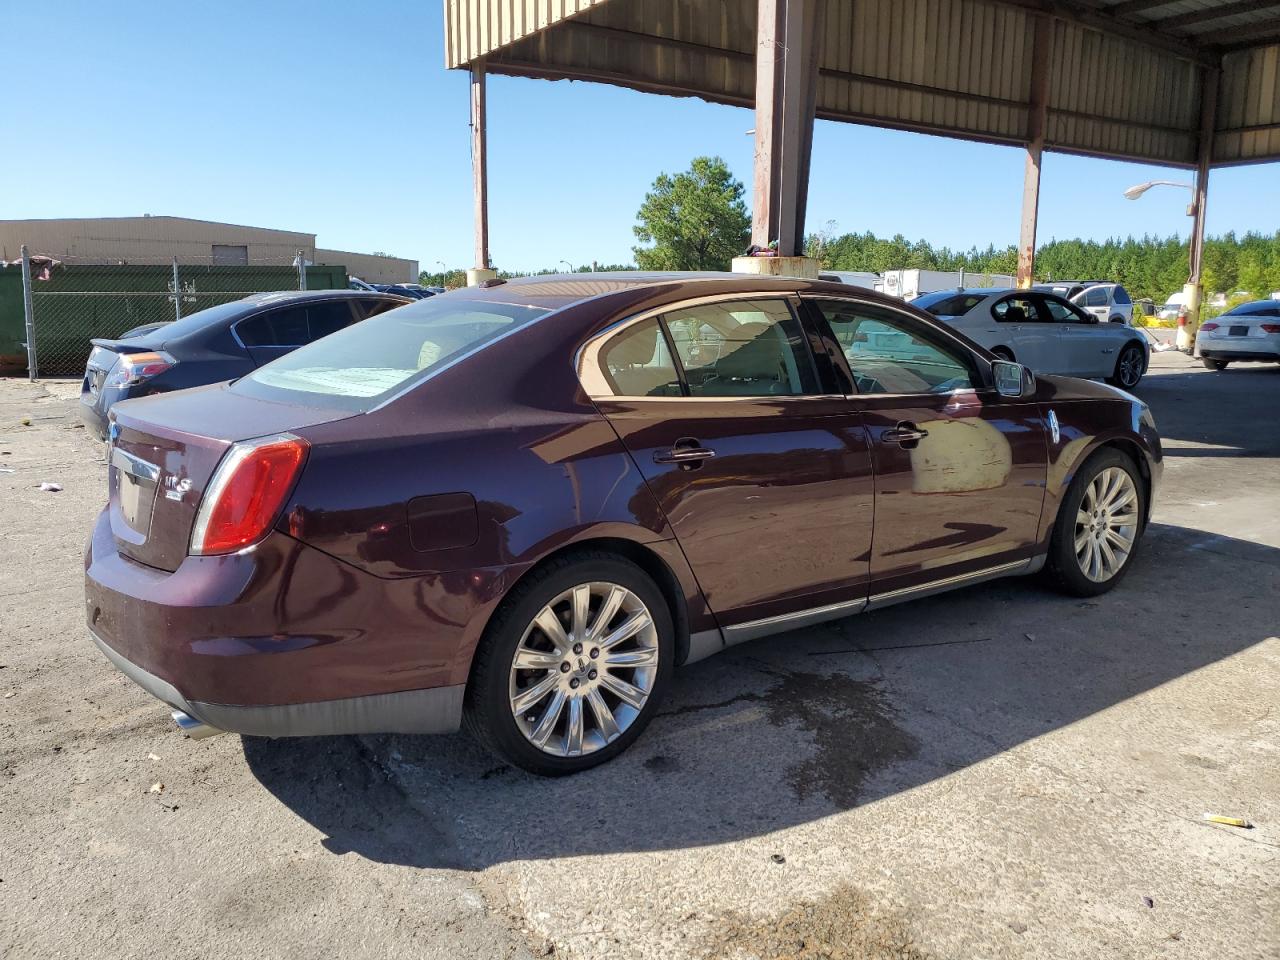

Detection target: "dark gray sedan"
[79, 290, 408, 440]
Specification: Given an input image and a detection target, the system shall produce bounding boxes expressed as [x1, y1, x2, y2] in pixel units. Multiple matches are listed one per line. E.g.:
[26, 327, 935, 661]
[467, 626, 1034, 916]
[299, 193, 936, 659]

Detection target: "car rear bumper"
[1198, 346, 1280, 362]
[89, 628, 464, 736]
[84, 507, 516, 736]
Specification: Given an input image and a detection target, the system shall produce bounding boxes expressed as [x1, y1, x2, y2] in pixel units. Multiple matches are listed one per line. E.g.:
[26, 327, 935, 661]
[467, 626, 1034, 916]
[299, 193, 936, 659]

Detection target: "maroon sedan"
[86, 273, 1161, 775]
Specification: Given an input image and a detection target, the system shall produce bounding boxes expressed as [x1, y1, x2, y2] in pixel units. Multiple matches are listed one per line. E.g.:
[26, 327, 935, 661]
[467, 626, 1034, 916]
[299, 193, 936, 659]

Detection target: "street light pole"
[1123, 178, 1201, 352]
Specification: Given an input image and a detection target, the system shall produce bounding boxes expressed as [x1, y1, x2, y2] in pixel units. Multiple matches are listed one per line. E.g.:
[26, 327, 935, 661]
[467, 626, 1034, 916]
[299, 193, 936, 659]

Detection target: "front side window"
[991, 296, 1043, 323]
[662, 299, 818, 397]
[233, 296, 549, 411]
[1041, 296, 1093, 324]
[598, 319, 682, 397]
[813, 301, 979, 395]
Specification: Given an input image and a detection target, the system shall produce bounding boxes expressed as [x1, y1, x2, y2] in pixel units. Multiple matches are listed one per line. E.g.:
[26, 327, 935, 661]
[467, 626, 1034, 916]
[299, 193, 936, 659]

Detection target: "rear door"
[584, 295, 876, 627]
[806, 298, 1048, 598]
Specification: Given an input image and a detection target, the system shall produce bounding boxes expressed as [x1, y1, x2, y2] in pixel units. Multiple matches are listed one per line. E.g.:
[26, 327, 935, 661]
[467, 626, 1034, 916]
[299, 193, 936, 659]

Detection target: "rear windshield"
[914, 292, 988, 316]
[1224, 301, 1280, 317]
[232, 296, 550, 411]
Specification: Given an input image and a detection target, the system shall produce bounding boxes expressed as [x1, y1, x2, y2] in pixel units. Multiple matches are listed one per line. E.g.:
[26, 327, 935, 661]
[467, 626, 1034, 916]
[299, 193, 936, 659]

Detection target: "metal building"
[443, 0, 1279, 305]
[0, 216, 418, 283]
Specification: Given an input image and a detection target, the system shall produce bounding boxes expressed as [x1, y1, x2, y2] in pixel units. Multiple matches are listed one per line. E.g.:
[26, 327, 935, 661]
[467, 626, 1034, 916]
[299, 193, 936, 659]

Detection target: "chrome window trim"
[576, 292, 802, 400]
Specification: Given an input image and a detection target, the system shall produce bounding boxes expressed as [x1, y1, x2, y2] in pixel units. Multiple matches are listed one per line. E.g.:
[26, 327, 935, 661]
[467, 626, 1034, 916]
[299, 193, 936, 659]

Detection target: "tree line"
[808, 228, 1280, 303]
[421, 156, 1280, 303]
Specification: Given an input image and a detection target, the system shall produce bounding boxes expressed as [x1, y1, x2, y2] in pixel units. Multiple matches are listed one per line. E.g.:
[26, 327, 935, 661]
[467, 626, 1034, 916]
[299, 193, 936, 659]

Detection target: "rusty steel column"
[470, 60, 491, 273]
[1016, 15, 1051, 288]
[1180, 63, 1220, 351]
[751, 0, 820, 257]
[1188, 65, 1219, 288]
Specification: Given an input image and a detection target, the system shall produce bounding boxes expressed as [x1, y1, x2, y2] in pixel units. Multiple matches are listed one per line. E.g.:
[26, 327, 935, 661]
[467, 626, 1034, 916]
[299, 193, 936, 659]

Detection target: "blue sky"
[4, 0, 1277, 272]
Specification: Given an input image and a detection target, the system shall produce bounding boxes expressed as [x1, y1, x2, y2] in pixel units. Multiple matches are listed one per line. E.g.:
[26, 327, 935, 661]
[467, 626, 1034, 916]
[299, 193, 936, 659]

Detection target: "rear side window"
[233, 296, 549, 411]
[599, 320, 682, 397]
[1113, 286, 1131, 305]
[1084, 287, 1109, 307]
[663, 299, 818, 397]
[992, 296, 1043, 323]
[236, 307, 310, 347]
[235, 301, 356, 347]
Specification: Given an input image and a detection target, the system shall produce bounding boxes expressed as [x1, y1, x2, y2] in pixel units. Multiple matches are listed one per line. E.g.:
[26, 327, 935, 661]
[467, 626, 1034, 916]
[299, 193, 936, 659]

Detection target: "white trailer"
[818, 270, 879, 289]
[881, 268, 1016, 300]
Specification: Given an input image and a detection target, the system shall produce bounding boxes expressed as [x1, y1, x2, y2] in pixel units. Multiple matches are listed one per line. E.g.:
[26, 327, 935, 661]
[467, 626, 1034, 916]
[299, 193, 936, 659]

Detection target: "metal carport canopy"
[444, 0, 1280, 169]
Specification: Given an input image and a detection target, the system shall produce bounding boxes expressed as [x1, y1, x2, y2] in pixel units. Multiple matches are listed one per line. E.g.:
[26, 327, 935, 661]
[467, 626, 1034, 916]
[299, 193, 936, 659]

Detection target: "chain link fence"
[3, 250, 351, 378]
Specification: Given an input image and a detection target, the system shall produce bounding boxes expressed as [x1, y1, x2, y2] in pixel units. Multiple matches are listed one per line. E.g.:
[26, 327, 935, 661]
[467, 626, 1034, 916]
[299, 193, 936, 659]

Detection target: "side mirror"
[992, 359, 1036, 398]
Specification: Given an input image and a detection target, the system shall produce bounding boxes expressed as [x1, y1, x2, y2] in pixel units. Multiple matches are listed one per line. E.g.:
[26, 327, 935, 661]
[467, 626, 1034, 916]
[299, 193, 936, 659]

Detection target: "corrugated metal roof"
[446, 0, 1280, 167]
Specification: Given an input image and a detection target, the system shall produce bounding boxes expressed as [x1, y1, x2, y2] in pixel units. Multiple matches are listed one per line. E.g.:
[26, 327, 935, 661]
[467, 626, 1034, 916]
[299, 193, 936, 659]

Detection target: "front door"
[586, 297, 876, 626]
[806, 298, 1048, 597]
[1041, 294, 1116, 377]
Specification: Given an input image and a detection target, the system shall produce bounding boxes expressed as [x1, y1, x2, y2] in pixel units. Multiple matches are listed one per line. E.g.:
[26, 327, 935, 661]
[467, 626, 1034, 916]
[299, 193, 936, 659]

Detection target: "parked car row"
[83, 272, 1163, 775]
[80, 291, 411, 440]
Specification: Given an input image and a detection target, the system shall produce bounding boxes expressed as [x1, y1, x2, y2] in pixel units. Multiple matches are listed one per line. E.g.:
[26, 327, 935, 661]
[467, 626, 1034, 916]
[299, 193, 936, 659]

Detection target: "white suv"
[1073, 283, 1134, 324]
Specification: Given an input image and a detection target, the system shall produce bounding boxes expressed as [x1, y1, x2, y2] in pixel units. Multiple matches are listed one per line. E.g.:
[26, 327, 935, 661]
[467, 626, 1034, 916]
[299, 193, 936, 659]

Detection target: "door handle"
[881, 422, 929, 445]
[653, 438, 716, 468]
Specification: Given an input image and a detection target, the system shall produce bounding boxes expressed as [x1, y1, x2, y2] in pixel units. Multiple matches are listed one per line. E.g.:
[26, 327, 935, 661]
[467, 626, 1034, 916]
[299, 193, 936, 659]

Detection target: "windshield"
[232, 296, 550, 411]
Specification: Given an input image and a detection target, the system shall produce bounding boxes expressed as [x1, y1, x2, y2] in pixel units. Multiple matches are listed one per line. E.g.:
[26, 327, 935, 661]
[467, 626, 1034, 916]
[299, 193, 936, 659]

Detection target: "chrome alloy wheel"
[508, 582, 659, 757]
[1074, 466, 1140, 582]
[1118, 346, 1143, 388]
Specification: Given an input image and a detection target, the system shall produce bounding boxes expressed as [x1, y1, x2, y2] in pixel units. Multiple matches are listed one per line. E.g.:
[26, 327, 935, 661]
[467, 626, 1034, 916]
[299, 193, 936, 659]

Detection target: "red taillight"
[1200, 322, 1219, 331]
[1261, 323, 1280, 333]
[190, 434, 309, 555]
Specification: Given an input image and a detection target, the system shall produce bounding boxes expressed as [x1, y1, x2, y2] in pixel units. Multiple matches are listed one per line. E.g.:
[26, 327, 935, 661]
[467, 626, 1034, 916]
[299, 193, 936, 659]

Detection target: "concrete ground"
[1, 351, 1276, 960]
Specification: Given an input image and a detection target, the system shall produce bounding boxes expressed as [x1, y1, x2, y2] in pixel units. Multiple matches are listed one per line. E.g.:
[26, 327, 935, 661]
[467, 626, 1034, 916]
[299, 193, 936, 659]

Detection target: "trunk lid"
[107, 383, 355, 571]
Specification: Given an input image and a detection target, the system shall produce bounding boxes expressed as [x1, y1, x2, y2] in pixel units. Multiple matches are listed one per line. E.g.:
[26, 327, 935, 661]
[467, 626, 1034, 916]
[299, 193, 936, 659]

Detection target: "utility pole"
[297, 249, 307, 291]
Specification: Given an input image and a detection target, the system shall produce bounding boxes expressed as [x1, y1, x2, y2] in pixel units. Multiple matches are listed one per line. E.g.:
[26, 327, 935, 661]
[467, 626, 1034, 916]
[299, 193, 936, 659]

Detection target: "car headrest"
[715, 322, 784, 381]
[609, 323, 658, 367]
[1004, 305, 1026, 323]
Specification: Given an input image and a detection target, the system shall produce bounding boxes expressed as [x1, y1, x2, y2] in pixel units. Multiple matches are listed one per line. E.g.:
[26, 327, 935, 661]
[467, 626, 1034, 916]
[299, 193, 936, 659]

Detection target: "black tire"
[463, 550, 674, 776]
[1044, 448, 1146, 598]
[1202, 358, 1229, 371]
[991, 347, 1015, 362]
[1106, 342, 1145, 389]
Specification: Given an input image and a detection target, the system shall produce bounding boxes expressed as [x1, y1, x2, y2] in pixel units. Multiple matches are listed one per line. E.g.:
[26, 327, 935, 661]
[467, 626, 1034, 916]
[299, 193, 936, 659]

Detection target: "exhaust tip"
[171, 709, 223, 740]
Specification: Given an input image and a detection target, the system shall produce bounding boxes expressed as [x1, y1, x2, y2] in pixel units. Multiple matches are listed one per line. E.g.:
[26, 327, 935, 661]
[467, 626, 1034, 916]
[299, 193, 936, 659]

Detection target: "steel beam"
[751, 0, 821, 256]
[470, 61, 491, 271]
[1017, 15, 1051, 288]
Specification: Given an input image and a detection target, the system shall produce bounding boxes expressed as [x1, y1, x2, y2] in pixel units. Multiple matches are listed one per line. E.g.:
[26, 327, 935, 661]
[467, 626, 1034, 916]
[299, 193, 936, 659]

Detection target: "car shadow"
[243, 520, 1278, 870]
[1138, 361, 1280, 455]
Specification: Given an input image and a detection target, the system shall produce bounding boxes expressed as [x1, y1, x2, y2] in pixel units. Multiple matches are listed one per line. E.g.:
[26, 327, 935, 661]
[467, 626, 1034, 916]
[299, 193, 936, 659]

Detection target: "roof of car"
[238, 289, 409, 305]
[1224, 300, 1280, 315]
[431, 271, 828, 310]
